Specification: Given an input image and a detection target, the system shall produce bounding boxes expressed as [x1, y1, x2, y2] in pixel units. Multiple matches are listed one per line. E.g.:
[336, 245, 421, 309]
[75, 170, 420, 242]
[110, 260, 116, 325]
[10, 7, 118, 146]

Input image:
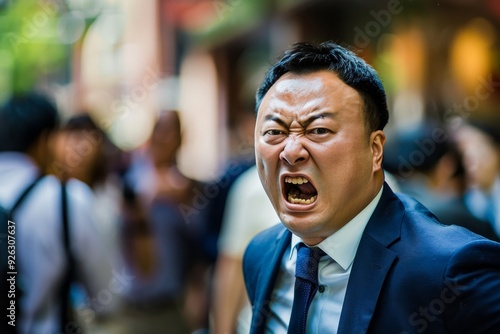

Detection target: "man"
[243, 42, 500, 333]
[0, 92, 113, 334]
[212, 165, 279, 333]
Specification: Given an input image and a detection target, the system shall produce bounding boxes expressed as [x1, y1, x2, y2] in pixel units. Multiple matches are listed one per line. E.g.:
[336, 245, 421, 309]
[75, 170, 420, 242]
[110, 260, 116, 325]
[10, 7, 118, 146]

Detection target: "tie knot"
[295, 244, 325, 284]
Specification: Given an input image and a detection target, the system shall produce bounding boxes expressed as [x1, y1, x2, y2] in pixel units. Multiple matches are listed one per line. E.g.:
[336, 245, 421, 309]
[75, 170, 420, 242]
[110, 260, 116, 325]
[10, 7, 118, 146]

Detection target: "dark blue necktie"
[288, 243, 325, 334]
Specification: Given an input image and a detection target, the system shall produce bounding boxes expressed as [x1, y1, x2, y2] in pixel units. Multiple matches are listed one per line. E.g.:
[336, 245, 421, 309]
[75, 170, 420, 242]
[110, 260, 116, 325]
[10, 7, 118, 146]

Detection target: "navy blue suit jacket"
[243, 184, 500, 333]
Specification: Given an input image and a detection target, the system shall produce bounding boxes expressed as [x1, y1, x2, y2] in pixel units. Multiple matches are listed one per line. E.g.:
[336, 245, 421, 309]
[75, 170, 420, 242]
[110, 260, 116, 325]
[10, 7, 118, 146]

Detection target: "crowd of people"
[0, 91, 258, 334]
[1, 42, 499, 334]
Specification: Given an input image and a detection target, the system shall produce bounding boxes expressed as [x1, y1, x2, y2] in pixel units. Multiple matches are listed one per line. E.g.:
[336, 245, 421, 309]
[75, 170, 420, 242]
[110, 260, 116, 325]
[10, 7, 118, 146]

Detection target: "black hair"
[0, 92, 59, 152]
[256, 41, 389, 132]
[383, 122, 457, 175]
[65, 113, 100, 132]
[468, 120, 500, 146]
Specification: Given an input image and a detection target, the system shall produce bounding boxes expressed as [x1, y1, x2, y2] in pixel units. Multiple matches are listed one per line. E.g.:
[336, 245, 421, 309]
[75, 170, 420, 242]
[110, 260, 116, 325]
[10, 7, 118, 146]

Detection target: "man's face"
[255, 70, 385, 245]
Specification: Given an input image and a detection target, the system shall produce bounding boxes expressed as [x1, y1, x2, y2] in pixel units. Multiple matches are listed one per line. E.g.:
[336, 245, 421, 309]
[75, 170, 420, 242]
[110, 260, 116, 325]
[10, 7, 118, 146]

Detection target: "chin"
[282, 215, 319, 233]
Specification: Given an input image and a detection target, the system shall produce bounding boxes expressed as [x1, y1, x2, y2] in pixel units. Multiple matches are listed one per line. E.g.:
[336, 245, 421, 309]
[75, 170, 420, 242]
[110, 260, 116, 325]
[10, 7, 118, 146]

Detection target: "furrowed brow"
[263, 114, 288, 128]
[301, 112, 336, 128]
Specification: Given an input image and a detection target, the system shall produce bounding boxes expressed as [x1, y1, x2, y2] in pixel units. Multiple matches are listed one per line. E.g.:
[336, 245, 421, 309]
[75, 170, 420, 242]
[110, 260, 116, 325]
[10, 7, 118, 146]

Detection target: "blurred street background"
[1, 0, 500, 333]
[1, 0, 499, 178]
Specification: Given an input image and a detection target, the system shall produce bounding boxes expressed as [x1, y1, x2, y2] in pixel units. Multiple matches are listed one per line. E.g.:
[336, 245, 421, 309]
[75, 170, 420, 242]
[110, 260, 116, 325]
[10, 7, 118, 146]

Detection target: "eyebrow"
[263, 112, 337, 128]
[263, 114, 288, 128]
[300, 112, 337, 128]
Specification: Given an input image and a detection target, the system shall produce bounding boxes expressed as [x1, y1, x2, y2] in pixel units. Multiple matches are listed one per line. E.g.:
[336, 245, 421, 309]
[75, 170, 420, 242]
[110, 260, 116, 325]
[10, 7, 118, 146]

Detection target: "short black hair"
[0, 92, 59, 152]
[383, 122, 457, 175]
[65, 113, 100, 132]
[256, 41, 389, 132]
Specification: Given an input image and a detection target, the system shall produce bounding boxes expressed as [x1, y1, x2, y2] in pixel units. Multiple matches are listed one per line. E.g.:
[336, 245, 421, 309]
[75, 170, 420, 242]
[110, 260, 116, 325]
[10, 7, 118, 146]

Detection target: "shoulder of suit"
[393, 191, 493, 256]
[249, 223, 286, 248]
[243, 223, 285, 266]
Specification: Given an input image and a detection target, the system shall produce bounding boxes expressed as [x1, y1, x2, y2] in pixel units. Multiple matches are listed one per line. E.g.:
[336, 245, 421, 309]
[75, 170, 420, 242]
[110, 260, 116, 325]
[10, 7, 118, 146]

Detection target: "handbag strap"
[8, 175, 44, 220]
[59, 180, 79, 332]
[7, 175, 80, 332]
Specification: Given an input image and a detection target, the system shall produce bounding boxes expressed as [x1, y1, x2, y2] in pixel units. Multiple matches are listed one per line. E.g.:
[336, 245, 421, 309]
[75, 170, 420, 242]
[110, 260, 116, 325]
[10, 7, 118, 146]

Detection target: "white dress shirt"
[218, 165, 280, 257]
[217, 165, 280, 333]
[0, 152, 113, 334]
[266, 187, 383, 333]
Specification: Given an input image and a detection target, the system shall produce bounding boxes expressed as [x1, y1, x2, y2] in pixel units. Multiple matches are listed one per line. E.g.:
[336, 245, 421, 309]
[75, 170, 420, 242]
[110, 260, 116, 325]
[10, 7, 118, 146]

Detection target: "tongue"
[297, 182, 317, 195]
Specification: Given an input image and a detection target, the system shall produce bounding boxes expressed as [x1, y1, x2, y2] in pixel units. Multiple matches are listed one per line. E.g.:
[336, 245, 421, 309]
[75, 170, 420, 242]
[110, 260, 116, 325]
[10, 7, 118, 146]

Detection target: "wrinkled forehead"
[273, 73, 325, 95]
[258, 71, 363, 116]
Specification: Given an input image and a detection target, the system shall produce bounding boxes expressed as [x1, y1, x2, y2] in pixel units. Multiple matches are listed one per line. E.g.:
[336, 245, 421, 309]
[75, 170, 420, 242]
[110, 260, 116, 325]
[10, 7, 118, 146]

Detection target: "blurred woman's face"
[150, 112, 181, 166]
[52, 129, 101, 184]
[456, 126, 499, 191]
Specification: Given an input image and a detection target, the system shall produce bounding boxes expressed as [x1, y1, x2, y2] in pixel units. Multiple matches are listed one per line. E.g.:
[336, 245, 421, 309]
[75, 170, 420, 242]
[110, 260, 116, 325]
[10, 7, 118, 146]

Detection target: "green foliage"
[0, 0, 67, 98]
[192, 0, 269, 45]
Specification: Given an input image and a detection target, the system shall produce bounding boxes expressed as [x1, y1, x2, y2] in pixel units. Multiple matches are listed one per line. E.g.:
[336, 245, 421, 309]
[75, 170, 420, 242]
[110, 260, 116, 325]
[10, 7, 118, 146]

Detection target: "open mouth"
[284, 176, 318, 205]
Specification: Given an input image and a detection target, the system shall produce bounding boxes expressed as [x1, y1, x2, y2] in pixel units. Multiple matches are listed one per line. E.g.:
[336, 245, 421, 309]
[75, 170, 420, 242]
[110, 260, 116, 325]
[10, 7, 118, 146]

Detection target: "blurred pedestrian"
[122, 110, 208, 334]
[52, 114, 126, 332]
[0, 92, 113, 334]
[455, 121, 500, 239]
[211, 165, 279, 333]
[384, 122, 499, 241]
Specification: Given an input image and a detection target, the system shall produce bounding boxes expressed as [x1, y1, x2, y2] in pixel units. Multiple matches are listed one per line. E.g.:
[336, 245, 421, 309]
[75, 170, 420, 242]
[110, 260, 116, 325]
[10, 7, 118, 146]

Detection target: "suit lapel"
[250, 227, 291, 334]
[337, 184, 403, 334]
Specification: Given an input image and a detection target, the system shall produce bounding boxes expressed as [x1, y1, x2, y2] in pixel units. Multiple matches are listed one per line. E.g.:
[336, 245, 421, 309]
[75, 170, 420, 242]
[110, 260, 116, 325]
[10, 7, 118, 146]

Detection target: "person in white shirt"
[212, 165, 279, 333]
[0, 92, 114, 334]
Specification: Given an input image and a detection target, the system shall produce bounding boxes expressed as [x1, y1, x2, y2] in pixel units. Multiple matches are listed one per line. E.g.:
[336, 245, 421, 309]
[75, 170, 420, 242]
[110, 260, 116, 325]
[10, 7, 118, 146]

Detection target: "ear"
[370, 130, 386, 172]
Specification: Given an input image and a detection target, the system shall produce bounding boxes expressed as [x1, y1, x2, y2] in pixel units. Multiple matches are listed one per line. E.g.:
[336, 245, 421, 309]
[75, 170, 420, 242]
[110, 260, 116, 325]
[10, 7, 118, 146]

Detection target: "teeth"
[285, 176, 309, 185]
[287, 194, 317, 205]
[285, 176, 316, 205]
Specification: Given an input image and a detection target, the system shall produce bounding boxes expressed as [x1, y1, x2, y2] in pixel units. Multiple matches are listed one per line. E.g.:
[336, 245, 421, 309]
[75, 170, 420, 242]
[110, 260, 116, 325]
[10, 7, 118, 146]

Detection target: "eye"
[264, 129, 285, 136]
[262, 128, 287, 144]
[309, 128, 329, 135]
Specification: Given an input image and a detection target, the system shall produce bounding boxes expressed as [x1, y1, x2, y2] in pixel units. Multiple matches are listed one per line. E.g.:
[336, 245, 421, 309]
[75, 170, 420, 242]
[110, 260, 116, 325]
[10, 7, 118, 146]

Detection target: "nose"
[279, 135, 308, 165]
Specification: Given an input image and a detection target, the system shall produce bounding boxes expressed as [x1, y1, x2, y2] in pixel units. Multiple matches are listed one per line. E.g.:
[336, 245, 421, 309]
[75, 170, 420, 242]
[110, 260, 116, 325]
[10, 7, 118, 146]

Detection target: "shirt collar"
[290, 186, 383, 270]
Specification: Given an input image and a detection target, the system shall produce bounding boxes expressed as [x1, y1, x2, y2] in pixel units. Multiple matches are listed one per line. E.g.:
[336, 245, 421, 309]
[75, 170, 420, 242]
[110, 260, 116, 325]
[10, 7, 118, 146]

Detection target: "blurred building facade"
[1, 0, 499, 181]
